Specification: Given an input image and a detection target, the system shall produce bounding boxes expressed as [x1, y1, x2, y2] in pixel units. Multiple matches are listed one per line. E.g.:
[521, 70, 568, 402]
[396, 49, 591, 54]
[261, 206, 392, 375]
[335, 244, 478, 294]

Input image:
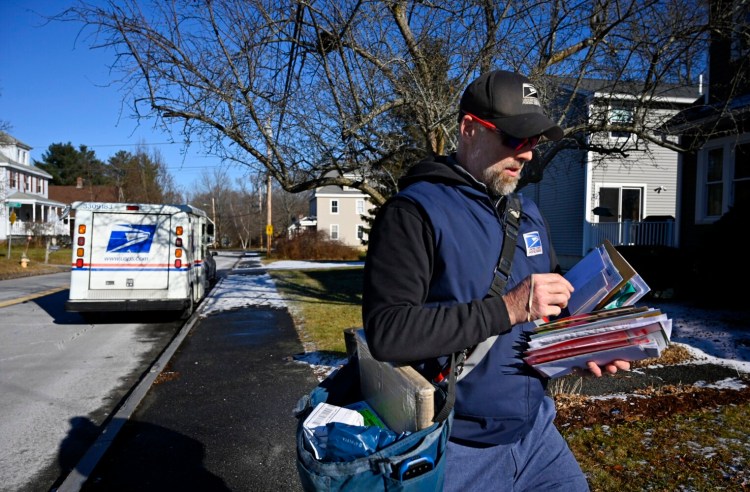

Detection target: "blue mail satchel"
[293, 354, 454, 492]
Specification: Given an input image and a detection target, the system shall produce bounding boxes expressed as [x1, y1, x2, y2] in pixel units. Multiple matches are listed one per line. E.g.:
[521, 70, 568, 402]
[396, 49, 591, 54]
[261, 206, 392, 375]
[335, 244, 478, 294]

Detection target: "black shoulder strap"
[488, 193, 522, 297]
[433, 194, 523, 423]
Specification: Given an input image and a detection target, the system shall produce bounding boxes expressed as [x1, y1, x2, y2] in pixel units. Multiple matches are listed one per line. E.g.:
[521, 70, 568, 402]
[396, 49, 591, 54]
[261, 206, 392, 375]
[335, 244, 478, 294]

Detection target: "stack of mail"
[523, 240, 672, 378]
[525, 306, 672, 378]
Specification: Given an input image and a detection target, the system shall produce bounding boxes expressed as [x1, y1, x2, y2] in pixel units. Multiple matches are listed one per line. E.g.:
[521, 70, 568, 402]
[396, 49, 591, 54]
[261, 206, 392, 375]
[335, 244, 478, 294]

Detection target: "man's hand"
[503, 273, 574, 325]
[585, 360, 631, 377]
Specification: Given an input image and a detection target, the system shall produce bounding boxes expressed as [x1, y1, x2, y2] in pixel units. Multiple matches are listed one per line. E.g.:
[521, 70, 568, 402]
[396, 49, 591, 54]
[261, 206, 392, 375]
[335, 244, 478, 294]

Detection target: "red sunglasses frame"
[463, 112, 540, 151]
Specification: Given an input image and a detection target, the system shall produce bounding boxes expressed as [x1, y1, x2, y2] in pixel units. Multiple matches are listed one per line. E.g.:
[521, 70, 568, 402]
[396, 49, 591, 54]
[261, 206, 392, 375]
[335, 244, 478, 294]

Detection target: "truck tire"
[182, 286, 195, 320]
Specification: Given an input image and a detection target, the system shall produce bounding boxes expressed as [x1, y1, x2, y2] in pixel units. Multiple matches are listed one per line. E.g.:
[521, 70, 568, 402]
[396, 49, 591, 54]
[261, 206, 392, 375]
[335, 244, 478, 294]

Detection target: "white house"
[1, 132, 67, 241]
[293, 172, 372, 248]
[524, 79, 701, 270]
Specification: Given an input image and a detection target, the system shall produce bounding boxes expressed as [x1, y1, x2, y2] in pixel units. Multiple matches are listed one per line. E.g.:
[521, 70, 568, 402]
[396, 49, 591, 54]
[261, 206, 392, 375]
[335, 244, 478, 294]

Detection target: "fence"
[586, 220, 675, 251]
[8, 219, 70, 238]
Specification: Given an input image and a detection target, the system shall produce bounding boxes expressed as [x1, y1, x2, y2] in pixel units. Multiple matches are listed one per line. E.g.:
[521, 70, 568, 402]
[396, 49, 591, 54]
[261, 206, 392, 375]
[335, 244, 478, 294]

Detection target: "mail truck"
[65, 202, 216, 316]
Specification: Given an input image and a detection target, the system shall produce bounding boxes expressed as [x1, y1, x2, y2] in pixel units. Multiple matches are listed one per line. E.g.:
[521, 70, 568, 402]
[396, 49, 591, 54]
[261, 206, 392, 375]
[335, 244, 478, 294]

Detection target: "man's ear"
[459, 114, 475, 138]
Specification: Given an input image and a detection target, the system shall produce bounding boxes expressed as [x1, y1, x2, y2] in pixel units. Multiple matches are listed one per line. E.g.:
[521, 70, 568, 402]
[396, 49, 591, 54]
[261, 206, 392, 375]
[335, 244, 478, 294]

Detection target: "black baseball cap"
[459, 70, 563, 141]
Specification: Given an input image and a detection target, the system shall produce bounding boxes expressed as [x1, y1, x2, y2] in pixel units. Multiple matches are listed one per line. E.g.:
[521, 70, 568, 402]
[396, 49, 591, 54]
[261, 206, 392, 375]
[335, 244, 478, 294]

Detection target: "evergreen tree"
[36, 142, 109, 186]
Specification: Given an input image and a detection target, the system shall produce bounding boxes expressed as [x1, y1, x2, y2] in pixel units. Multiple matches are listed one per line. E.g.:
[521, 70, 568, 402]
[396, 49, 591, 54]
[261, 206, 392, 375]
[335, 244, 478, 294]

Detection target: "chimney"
[76, 177, 83, 189]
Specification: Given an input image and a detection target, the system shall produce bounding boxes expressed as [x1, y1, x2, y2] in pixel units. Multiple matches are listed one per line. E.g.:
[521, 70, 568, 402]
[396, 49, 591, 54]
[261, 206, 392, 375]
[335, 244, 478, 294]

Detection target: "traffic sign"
[266, 224, 273, 236]
[7, 202, 21, 208]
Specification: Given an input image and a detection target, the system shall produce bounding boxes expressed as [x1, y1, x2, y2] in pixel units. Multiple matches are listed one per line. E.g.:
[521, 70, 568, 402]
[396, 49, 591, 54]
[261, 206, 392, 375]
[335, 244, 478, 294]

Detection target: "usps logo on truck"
[106, 224, 157, 253]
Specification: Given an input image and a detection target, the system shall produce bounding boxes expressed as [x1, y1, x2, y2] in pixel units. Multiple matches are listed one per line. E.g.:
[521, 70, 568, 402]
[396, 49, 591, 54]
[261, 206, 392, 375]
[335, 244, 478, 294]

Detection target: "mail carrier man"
[363, 69, 629, 491]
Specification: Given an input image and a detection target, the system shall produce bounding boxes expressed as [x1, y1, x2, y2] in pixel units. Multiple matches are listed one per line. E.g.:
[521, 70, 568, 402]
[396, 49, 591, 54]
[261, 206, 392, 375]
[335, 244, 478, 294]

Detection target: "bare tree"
[188, 167, 234, 246]
[59, 0, 716, 205]
[229, 177, 261, 249]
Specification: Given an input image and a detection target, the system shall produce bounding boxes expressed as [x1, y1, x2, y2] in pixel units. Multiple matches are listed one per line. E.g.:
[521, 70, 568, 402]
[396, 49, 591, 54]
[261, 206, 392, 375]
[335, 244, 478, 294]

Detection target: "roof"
[0, 157, 53, 179]
[5, 191, 66, 208]
[316, 170, 369, 195]
[0, 131, 31, 149]
[555, 77, 701, 104]
[48, 185, 122, 204]
[660, 93, 750, 135]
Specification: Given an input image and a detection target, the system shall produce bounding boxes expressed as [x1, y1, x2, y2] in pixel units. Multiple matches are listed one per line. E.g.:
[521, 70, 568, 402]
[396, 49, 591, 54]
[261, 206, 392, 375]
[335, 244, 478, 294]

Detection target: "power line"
[85, 142, 179, 148]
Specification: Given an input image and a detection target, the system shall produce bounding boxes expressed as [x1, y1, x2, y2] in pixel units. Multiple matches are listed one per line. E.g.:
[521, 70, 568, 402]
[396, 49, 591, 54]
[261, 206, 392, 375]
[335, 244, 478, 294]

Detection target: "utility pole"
[211, 196, 217, 247]
[266, 173, 272, 254]
[265, 118, 273, 254]
[258, 185, 264, 250]
[6, 206, 16, 259]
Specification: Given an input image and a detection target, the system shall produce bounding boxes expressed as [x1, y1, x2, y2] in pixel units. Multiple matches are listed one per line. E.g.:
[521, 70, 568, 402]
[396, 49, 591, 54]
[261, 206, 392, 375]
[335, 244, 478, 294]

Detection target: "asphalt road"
[0, 271, 183, 492]
[54, 258, 320, 492]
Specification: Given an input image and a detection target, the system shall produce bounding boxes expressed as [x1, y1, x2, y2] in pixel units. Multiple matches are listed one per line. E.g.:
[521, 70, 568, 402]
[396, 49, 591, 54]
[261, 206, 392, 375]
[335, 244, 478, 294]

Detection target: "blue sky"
[0, 0, 245, 195]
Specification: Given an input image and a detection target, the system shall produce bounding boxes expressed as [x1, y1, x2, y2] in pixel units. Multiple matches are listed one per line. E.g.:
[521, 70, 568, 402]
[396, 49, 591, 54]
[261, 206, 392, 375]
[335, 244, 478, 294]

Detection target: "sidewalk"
[63, 256, 321, 491]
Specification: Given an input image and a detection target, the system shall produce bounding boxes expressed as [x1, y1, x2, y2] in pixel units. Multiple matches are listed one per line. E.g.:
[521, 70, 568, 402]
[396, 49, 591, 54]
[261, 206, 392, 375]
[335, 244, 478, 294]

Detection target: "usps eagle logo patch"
[523, 231, 543, 256]
[522, 83, 542, 107]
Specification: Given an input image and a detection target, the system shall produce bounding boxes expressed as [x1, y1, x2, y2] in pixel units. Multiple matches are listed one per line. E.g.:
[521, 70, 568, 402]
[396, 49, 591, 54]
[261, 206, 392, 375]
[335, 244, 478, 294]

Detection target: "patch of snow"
[693, 377, 747, 391]
[200, 273, 288, 317]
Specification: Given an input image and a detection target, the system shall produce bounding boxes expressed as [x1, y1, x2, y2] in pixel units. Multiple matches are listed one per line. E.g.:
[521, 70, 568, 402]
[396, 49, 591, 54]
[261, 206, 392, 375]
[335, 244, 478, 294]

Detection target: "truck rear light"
[175, 237, 183, 247]
[76, 248, 84, 257]
[78, 224, 86, 234]
[76, 258, 84, 268]
[175, 259, 182, 268]
[176, 226, 184, 235]
[175, 248, 183, 258]
[126, 205, 140, 211]
[77, 237, 85, 246]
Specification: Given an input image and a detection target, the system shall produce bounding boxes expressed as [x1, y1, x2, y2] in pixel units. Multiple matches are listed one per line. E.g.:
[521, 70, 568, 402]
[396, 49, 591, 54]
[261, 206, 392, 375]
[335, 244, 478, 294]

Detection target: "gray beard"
[482, 166, 519, 196]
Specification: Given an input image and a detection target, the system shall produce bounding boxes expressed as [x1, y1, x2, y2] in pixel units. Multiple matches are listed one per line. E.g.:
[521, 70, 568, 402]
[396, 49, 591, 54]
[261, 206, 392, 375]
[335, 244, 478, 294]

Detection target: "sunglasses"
[463, 112, 540, 151]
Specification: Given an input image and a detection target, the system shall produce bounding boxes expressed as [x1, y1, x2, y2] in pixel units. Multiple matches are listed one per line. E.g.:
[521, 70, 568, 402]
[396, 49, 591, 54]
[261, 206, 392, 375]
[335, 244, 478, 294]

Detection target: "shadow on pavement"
[53, 416, 229, 492]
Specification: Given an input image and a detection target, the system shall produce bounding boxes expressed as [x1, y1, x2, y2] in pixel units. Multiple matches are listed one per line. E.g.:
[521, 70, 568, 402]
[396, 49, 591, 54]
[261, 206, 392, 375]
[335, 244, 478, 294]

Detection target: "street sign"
[7, 202, 21, 208]
[266, 224, 273, 236]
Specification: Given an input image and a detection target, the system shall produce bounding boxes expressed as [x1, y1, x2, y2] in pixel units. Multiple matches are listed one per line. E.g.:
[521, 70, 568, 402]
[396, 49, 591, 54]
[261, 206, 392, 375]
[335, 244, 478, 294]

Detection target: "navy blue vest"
[399, 180, 553, 445]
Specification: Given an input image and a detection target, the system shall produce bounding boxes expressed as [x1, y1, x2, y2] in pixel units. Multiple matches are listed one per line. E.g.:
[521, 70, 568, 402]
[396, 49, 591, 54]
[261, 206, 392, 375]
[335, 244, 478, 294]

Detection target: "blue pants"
[444, 396, 589, 491]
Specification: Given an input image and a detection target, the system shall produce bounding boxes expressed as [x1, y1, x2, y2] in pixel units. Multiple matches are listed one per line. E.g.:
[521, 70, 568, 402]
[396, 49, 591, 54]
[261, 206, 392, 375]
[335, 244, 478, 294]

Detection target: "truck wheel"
[183, 287, 195, 320]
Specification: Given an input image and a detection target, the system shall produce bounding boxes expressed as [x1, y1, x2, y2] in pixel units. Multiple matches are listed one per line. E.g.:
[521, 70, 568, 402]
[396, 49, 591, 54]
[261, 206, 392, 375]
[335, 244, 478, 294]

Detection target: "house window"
[706, 148, 724, 217]
[331, 199, 339, 214]
[357, 224, 365, 240]
[609, 105, 633, 139]
[734, 142, 750, 207]
[37, 179, 43, 193]
[697, 136, 750, 221]
[356, 199, 364, 215]
[596, 186, 643, 222]
[9, 171, 16, 188]
[330, 224, 339, 240]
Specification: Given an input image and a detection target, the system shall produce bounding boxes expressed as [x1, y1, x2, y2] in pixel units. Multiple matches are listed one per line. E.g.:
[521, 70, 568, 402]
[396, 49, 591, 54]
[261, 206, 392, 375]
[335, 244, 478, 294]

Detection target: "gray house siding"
[528, 148, 587, 271]
[531, 89, 695, 270]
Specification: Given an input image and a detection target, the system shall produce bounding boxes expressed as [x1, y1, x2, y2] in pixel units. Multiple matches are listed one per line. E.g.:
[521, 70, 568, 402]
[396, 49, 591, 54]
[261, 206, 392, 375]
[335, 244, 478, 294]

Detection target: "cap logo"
[522, 83, 541, 106]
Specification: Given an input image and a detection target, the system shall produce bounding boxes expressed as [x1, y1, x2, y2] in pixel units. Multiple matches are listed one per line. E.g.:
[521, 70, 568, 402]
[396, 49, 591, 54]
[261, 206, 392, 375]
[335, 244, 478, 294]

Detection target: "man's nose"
[515, 148, 533, 162]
